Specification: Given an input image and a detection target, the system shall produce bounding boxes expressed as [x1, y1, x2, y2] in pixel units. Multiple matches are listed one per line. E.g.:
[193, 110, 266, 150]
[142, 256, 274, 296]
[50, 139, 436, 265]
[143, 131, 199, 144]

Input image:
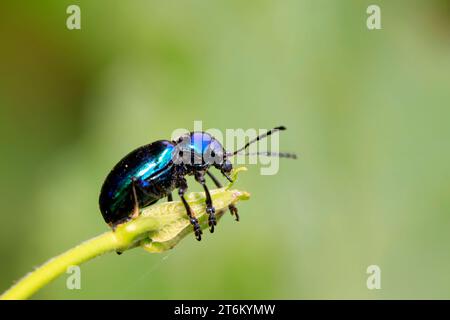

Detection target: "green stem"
[0, 169, 250, 300]
[0, 216, 160, 300]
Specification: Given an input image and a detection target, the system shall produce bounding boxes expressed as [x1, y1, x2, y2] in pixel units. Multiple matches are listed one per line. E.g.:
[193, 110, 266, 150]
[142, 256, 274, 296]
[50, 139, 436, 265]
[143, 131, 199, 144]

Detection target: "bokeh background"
[1, 0, 450, 299]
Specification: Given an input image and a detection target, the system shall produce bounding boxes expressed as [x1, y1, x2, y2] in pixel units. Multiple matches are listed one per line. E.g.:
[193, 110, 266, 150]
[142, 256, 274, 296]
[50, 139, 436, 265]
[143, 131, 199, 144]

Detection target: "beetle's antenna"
[235, 151, 297, 159]
[228, 126, 287, 157]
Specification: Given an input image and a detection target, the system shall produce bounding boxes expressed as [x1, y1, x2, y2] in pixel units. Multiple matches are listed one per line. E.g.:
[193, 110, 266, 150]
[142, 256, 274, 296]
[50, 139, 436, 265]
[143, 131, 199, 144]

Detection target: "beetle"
[99, 126, 296, 241]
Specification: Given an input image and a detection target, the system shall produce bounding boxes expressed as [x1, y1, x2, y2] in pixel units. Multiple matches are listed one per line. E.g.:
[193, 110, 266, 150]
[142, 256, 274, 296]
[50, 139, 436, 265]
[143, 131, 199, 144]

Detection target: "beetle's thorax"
[172, 131, 227, 172]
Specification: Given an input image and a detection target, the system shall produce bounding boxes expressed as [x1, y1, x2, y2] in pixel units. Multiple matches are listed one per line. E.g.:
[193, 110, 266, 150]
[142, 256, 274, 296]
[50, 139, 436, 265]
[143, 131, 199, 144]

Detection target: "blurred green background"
[1, 0, 450, 299]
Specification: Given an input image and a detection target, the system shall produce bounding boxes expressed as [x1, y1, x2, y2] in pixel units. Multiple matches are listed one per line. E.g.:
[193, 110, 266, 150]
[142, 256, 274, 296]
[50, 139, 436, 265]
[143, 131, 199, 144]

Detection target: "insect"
[99, 126, 296, 240]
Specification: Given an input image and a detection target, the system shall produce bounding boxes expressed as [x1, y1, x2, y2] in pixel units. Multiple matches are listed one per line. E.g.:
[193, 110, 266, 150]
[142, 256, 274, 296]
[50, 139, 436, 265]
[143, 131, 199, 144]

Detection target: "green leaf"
[140, 167, 250, 252]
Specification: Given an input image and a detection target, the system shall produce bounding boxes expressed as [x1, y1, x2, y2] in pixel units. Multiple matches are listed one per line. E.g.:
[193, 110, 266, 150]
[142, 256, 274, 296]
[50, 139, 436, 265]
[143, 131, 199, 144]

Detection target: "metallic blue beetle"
[99, 126, 294, 241]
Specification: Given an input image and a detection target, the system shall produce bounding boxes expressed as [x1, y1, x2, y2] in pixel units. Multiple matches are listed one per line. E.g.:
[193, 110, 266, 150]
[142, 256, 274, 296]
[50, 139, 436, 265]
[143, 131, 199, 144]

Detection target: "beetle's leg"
[221, 171, 233, 183]
[206, 170, 239, 221]
[167, 192, 173, 202]
[130, 177, 140, 219]
[177, 178, 202, 241]
[195, 172, 216, 233]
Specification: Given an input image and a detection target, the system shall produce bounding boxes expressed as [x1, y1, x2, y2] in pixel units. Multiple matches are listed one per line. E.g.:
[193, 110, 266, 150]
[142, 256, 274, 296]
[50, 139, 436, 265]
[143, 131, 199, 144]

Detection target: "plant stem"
[0, 170, 249, 300]
[1, 216, 160, 300]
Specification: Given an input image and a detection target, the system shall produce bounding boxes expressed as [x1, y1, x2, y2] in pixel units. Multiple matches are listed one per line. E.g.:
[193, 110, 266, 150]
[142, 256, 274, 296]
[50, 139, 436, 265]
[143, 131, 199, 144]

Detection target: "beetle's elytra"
[99, 126, 296, 241]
